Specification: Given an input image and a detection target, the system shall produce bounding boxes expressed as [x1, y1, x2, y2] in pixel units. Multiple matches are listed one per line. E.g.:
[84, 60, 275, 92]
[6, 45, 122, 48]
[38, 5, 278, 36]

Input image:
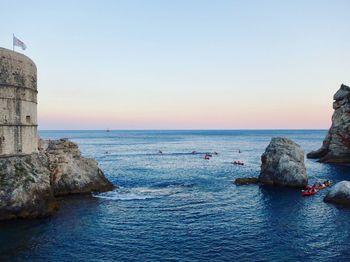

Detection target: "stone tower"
[0, 47, 38, 155]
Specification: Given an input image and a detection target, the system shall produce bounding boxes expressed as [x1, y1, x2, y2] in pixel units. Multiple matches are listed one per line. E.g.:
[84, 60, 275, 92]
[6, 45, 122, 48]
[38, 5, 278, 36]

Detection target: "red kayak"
[301, 189, 318, 197]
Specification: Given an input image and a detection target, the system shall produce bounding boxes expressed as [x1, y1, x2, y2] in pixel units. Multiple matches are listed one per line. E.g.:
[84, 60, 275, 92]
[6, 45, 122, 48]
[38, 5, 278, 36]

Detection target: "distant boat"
[106, 129, 110, 132]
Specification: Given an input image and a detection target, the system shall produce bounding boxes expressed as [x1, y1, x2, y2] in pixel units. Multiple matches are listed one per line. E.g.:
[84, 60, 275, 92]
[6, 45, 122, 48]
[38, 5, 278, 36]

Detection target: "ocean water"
[1, 130, 350, 261]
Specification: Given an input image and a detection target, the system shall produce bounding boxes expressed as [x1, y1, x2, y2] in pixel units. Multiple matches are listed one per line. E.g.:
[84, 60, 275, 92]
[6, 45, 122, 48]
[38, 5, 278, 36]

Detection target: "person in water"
[313, 182, 321, 187]
[232, 161, 244, 165]
[324, 180, 331, 186]
[158, 150, 163, 154]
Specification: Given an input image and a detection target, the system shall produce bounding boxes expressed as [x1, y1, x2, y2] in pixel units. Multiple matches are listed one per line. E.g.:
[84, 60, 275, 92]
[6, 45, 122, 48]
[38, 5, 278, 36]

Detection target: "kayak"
[301, 190, 318, 197]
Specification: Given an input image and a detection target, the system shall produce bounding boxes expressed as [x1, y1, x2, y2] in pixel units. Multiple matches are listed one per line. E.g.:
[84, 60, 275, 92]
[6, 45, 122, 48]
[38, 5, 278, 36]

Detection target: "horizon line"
[38, 128, 328, 131]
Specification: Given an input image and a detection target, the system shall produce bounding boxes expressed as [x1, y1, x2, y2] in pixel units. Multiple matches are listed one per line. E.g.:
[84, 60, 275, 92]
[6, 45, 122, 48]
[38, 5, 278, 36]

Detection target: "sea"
[1, 130, 350, 261]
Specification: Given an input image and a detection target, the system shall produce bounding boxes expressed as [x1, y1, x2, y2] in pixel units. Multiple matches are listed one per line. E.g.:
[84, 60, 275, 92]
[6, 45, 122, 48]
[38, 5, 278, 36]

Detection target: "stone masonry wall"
[0, 48, 38, 155]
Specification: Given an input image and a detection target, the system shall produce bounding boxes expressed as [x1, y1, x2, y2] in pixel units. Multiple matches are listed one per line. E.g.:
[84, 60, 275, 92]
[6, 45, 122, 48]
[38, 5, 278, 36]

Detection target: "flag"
[13, 35, 27, 50]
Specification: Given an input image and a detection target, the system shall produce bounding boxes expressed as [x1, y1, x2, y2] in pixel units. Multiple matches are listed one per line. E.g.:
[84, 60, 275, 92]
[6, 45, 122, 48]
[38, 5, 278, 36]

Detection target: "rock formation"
[233, 177, 259, 185]
[259, 137, 308, 187]
[324, 181, 350, 205]
[40, 139, 114, 196]
[307, 84, 350, 163]
[0, 139, 114, 221]
[0, 154, 58, 220]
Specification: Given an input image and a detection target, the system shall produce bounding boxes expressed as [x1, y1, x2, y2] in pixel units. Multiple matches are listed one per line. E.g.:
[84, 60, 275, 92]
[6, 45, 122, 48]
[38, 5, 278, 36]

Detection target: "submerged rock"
[0, 154, 58, 220]
[40, 139, 114, 196]
[0, 138, 114, 221]
[234, 177, 259, 185]
[324, 181, 350, 205]
[307, 84, 350, 163]
[259, 137, 308, 187]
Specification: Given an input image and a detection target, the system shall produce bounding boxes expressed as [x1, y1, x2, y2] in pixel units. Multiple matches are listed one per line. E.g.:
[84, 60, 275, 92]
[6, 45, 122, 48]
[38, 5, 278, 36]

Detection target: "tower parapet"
[0, 47, 38, 155]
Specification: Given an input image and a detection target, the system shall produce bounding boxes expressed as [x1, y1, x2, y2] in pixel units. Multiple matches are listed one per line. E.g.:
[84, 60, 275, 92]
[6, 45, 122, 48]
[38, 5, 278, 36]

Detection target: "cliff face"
[40, 139, 114, 196]
[0, 139, 114, 221]
[0, 154, 58, 220]
[307, 84, 350, 163]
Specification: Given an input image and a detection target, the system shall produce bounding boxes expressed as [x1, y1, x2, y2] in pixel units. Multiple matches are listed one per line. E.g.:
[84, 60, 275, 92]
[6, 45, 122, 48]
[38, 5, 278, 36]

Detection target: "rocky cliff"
[0, 154, 57, 220]
[40, 139, 114, 196]
[307, 84, 350, 163]
[0, 139, 114, 221]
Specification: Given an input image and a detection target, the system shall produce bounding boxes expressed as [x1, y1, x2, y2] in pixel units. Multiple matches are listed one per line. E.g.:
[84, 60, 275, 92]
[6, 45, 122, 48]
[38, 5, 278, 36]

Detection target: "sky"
[1, 0, 350, 130]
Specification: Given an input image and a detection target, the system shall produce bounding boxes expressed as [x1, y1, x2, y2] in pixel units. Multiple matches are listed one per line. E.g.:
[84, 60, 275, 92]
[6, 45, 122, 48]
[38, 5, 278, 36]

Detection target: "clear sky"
[1, 0, 349, 130]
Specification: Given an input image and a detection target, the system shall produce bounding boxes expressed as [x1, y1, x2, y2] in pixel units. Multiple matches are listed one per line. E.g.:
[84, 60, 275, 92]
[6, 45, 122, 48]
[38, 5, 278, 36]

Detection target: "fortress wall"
[0, 48, 38, 155]
[0, 126, 37, 155]
[19, 126, 37, 153]
[0, 99, 37, 124]
[0, 86, 37, 102]
[0, 48, 37, 90]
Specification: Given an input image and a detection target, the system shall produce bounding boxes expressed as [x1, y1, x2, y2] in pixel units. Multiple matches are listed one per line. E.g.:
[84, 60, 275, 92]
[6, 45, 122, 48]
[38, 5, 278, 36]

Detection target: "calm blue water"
[1, 130, 350, 261]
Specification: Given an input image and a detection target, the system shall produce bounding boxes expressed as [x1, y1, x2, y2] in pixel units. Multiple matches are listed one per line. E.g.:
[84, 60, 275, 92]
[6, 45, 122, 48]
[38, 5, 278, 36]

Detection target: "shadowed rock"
[307, 84, 350, 163]
[0, 154, 58, 220]
[259, 137, 308, 187]
[324, 181, 350, 205]
[234, 177, 259, 185]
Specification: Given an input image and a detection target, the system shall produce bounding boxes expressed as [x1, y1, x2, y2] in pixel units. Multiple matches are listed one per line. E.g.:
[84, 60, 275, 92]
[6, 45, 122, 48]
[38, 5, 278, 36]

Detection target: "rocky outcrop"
[0, 154, 58, 220]
[40, 139, 114, 196]
[324, 181, 350, 205]
[234, 177, 259, 185]
[259, 137, 308, 187]
[0, 138, 114, 221]
[307, 84, 350, 163]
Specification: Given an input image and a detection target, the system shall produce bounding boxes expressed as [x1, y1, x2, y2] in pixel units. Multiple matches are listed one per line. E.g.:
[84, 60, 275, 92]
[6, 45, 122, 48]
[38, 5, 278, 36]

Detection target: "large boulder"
[259, 137, 308, 187]
[324, 181, 350, 205]
[39, 139, 114, 196]
[307, 84, 350, 163]
[0, 154, 58, 220]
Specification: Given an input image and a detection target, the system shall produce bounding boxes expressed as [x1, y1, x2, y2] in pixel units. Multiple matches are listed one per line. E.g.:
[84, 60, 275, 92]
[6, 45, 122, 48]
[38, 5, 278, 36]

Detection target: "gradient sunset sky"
[1, 0, 350, 129]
